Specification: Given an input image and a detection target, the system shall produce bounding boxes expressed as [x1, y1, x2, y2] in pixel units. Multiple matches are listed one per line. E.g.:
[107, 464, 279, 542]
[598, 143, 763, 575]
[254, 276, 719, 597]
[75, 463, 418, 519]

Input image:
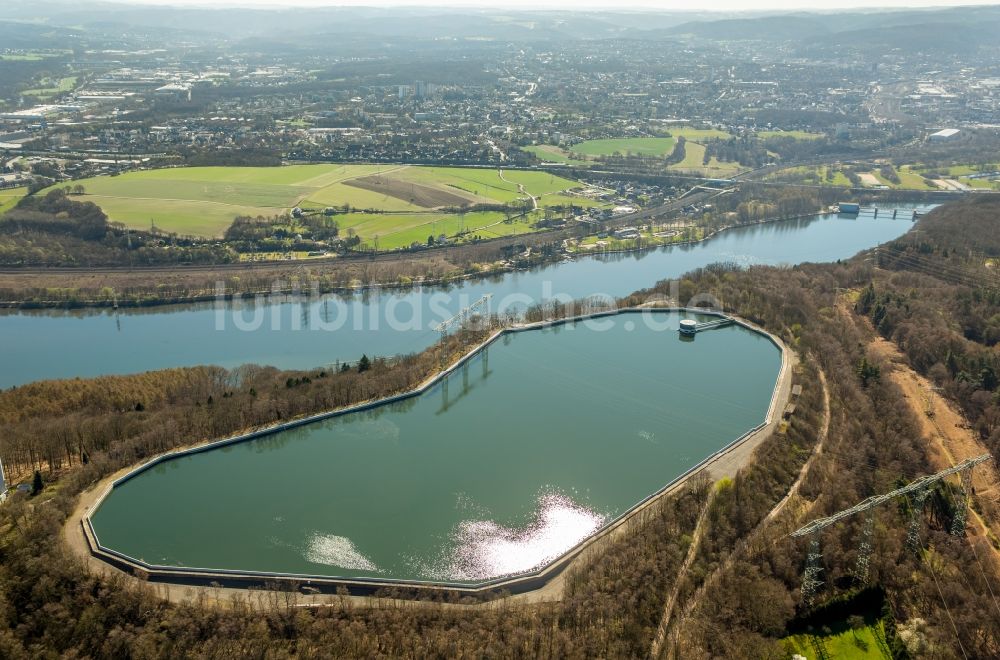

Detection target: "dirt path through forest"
[661, 367, 828, 659]
[648, 489, 716, 659]
[867, 335, 1000, 561]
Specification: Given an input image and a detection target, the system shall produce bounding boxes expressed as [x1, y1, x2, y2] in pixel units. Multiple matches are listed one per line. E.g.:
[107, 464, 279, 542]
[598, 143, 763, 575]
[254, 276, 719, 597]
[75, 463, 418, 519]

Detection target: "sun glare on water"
[305, 533, 381, 573]
[431, 491, 607, 582]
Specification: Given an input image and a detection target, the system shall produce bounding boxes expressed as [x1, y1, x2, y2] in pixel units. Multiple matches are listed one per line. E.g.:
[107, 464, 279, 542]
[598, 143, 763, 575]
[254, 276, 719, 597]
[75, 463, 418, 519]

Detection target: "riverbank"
[64, 307, 795, 604]
[0, 203, 901, 311]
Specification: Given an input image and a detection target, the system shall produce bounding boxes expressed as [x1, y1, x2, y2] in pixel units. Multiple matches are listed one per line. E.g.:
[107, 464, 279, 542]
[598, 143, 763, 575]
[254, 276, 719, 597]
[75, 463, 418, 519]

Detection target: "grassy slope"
[822, 166, 853, 186]
[0, 187, 27, 216]
[783, 619, 890, 659]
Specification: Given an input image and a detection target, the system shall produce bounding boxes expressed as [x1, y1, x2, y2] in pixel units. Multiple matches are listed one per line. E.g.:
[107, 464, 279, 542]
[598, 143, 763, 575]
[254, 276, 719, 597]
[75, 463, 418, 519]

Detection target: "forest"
[0, 198, 999, 657]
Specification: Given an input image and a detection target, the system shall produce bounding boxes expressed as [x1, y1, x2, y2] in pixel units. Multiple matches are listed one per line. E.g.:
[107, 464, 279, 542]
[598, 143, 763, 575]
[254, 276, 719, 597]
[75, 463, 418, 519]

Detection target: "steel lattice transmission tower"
[906, 488, 932, 554]
[950, 468, 974, 536]
[791, 454, 991, 604]
[433, 294, 493, 368]
[854, 510, 876, 585]
[801, 534, 824, 607]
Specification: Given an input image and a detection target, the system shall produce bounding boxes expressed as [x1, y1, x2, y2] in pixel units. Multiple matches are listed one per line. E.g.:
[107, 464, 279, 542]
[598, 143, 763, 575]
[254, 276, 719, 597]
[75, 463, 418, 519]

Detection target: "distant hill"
[1, 2, 998, 52]
[662, 6, 1000, 47]
[0, 3, 713, 42]
[801, 20, 1000, 57]
[662, 14, 837, 41]
[0, 20, 84, 50]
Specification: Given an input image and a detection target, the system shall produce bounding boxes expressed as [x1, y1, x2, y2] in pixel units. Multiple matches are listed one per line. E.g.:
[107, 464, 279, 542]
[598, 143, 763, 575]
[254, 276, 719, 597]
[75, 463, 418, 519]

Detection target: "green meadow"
[783, 618, 891, 659]
[563, 127, 738, 175]
[573, 137, 676, 157]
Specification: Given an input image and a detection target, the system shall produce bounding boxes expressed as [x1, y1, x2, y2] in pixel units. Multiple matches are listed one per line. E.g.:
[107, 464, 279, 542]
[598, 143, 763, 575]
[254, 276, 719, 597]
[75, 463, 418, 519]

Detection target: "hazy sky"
[102, 0, 1000, 9]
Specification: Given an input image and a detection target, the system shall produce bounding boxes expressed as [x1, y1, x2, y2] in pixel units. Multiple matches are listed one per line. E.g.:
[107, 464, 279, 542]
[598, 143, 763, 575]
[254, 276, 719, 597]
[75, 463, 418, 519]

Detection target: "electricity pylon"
[792, 454, 991, 604]
[433, 294, 493, 369]
[854, 510, 876, 585]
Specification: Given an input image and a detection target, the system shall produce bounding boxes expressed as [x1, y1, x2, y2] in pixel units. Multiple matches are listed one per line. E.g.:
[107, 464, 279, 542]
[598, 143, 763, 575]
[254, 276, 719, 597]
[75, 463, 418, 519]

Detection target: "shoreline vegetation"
[0, 204, 871, 310]
[1, 198, 999, 655]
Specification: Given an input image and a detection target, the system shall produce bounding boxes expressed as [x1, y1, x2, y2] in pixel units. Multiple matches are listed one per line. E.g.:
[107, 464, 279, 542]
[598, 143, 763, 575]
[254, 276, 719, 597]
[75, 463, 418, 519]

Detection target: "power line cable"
[966, 534, 1000, 621]
[927, 552, 971, 660]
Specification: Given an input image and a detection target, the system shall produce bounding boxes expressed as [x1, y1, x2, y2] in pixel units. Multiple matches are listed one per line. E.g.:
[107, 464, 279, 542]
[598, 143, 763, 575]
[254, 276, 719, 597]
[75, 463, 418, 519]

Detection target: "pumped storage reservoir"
[88, 312, 782, 586]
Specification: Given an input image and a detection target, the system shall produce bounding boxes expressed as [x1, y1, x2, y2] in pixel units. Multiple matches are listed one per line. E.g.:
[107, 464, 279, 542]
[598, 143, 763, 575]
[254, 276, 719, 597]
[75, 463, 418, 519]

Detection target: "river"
[0, 205, 930, 388]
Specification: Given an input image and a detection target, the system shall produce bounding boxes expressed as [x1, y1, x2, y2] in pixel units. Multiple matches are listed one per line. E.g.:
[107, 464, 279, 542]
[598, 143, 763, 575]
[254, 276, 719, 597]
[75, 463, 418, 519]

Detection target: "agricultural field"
[58, 164, 603, 247]
[0, 187, 27, 216]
